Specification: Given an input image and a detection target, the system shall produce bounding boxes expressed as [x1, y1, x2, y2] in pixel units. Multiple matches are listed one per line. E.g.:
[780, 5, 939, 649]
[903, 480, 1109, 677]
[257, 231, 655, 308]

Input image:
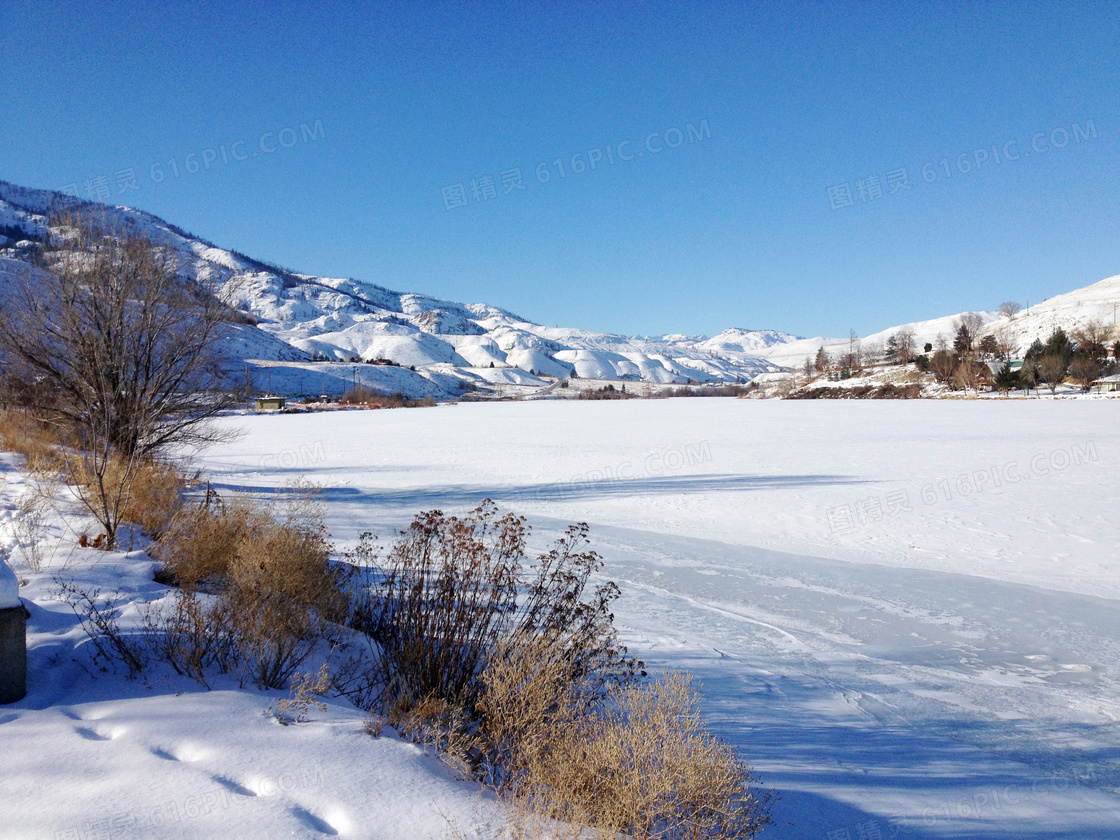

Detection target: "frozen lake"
[192, 399, 1120, 838]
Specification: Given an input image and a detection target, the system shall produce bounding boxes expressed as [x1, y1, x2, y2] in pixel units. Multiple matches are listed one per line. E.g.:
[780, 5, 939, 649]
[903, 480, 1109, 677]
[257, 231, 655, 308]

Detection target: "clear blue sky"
[2, 1, 1117, 339]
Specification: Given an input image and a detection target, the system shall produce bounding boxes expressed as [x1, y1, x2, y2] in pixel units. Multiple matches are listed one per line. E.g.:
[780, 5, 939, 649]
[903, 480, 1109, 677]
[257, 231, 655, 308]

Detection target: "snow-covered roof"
[0, 554, 20, 609]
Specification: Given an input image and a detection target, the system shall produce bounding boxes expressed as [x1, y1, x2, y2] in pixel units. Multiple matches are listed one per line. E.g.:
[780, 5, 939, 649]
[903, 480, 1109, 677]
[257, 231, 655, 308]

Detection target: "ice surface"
[4, 399, 1119, 838]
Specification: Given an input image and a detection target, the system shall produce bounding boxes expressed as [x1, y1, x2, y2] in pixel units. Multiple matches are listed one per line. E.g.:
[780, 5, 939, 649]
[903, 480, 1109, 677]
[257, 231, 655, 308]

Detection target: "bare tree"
[886, 328, 915, 364]
[1069, 355, 1102, 391]
[995, 325, 1017, 362]
[998, 301, 1022, 320]
[847, 329, 861, 370]
[0, 211, 236, 545]
[1072, 319, 1113, 359]
[930, 349, 956, 383]
[1038, 354, 1069, 395]
[951, 358, 984, 392]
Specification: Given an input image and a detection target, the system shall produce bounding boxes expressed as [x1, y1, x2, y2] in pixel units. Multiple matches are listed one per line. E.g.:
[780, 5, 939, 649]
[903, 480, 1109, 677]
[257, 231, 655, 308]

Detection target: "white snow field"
[3, 399, 1120, 839]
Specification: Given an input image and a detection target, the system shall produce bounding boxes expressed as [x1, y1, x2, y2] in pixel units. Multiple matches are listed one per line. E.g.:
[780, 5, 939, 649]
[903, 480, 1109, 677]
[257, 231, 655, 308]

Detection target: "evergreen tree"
[953, 323, 973, 354]
[1044, 328, 1072, 361]
[994, 362, 1017, 396]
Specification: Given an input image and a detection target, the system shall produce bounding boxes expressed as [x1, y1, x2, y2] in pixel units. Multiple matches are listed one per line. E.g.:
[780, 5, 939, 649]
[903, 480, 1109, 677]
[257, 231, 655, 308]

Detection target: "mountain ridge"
[1, 179, 1115, 397]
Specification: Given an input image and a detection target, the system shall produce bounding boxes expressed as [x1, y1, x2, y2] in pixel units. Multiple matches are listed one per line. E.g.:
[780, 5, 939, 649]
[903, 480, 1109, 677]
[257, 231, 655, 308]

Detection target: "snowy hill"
[975, 274, 1120, 356]
[756, 311, 1003, 368]
[692, 327, 802, 356]
[0, 181, 782, 397]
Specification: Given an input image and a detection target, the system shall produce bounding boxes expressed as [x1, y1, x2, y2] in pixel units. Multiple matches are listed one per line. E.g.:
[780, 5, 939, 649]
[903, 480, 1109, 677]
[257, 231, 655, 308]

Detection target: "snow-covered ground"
[3, 399, 1119, 838]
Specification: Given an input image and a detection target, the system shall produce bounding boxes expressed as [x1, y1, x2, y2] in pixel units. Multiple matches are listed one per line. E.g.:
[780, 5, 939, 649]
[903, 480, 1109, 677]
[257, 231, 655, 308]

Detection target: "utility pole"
[244, 364, 250, 410]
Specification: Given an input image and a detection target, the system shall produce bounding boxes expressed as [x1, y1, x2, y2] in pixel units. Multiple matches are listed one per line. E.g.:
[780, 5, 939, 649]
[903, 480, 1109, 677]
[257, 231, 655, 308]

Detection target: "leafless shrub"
[56, 578, 147, 678]
[11, 480, 60, 572]
[576, 384, 635, 400]
[655, 384, 753, 398]
[340, 385, 436, 408]
[140, 589, 239, 688]
[358, 501, 639, 716]
[353, 502, 772, 838]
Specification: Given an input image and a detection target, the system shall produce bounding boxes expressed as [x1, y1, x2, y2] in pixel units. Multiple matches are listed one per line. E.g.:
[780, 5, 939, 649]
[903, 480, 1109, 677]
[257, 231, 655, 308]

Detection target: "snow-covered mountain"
[2, 179, 1114, 397]
[0, 181, 783, 396]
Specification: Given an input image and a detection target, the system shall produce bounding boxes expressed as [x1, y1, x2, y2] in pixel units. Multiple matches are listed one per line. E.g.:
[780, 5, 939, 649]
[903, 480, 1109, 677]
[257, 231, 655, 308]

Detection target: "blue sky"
[2, 1, 1117, 339]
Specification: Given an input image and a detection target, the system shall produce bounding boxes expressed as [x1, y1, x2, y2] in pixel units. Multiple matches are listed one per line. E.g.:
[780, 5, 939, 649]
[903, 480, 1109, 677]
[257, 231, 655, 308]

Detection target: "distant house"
[977, 360, 1010, 388]
[1091, 374, 1120, 393]
[254, 395, 286, 410]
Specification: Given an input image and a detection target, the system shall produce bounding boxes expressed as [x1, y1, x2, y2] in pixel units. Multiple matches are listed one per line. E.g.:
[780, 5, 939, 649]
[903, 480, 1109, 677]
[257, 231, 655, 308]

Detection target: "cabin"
[1091, 374, 1120, 393]
[254, 395, 286, 410]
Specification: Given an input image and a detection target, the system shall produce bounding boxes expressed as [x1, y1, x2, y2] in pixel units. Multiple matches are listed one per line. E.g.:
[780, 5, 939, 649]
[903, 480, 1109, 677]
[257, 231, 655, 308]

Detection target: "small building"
[979, 361, 1003, 386]
[1091, 374, 1120, 393]
[254, 395, 286, 411]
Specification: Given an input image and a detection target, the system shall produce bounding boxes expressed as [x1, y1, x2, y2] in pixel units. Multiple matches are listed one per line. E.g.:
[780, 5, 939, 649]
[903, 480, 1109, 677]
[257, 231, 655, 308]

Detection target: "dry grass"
[481, 653, 773, 840]
[118, 459, 188, 540]
[151, 483, 346, 688]
[269, 664, 331, 725]
[388, 695, 483, 776]
[0, 410, 69, 475]
[0, 411, 193, 549]
[153, 495, 252, 586]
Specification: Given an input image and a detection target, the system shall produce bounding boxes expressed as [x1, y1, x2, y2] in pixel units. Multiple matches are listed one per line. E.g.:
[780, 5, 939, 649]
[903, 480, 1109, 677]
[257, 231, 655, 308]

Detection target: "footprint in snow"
[75, 726, 112, 741]
[290, 806, 339, 836]
[212, 776, 257, 797]
[151, 743, 209, 762]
